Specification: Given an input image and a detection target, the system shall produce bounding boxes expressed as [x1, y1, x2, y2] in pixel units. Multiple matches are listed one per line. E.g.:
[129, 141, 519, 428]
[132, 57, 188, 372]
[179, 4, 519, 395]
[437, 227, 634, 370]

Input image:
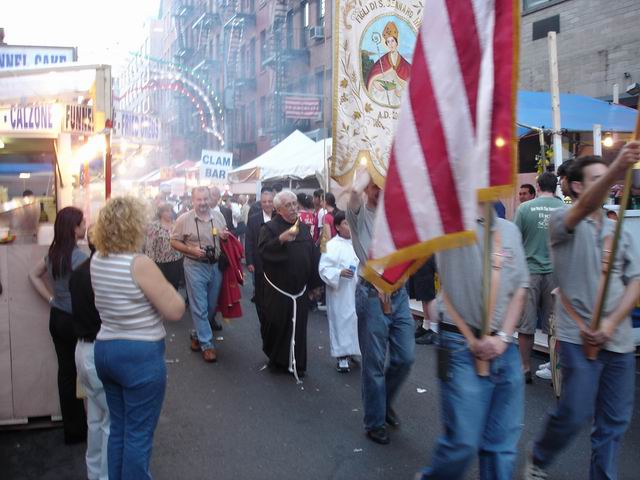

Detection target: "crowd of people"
[27, 141, 640, 480]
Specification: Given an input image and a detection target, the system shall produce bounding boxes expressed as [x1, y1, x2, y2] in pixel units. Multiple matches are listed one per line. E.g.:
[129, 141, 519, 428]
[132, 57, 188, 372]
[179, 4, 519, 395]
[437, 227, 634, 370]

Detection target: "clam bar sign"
[200, 150, 233, 184]
[0, 103, 94, 135]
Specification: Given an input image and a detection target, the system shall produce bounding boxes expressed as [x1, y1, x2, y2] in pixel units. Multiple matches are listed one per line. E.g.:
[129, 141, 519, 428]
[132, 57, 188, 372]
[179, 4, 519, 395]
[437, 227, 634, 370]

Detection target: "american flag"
[364, 0, 519, 291]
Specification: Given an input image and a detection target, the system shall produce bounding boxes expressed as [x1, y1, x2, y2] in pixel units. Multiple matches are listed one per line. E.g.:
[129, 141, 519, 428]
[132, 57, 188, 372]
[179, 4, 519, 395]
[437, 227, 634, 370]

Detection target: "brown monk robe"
[258, 214, 321, 376]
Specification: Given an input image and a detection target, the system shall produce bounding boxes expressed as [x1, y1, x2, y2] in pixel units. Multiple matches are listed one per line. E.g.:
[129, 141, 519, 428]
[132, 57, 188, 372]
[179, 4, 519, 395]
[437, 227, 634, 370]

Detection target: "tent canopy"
[260, 138, 332, 182]
[517, 91, 637, 134]
[228, 130, 315, 182]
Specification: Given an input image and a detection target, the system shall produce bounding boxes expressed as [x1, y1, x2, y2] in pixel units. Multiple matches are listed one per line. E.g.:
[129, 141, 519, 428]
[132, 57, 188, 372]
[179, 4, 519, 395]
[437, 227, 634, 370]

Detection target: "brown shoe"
[202, 348, 217, 363]
[190, 337, 200, 352]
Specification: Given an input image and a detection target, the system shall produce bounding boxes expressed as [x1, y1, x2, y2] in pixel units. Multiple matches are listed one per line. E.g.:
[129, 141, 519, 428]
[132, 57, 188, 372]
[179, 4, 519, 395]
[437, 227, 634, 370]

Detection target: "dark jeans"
[533, 342, 635, 480]
[356, 282, 415, 431]
[49, 307, 87, 443]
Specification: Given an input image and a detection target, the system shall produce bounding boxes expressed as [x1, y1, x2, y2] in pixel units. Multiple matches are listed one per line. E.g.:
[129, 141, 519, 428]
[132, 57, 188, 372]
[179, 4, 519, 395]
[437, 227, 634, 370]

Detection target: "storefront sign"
[200, 150, 233, 184]
[0, 103, 60, 134]
[0, 45, 76, 70]
[0, 102, 95, 135]
[64, 104, 93, 133]
[113, 111, 160, 143]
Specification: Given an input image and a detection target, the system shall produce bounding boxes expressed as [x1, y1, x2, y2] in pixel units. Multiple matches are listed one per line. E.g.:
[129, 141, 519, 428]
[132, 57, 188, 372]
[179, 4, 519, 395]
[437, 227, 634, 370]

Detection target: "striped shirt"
[91, 253, 165, 341]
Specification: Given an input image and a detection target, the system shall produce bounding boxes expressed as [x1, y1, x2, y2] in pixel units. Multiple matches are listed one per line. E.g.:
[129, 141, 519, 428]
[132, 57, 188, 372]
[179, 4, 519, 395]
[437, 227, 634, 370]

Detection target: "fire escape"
[262, 0, 310, 143]
[222, 0, 256, 152]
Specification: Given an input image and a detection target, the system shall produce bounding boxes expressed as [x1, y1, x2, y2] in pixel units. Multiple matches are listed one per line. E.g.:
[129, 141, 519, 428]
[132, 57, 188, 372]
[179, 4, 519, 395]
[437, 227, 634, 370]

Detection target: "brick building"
[152, 0, 332, 165]
[519, 0, 640, 106]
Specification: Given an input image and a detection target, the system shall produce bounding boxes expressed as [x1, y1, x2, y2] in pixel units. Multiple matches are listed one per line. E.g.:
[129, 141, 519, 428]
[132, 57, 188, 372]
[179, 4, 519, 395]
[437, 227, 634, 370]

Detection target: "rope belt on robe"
[264, 273, 307, 384]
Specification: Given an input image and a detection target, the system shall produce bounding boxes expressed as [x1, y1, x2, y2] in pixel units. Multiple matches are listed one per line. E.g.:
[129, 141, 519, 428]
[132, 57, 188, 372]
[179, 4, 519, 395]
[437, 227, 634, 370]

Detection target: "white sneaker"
[524, 456, 548, 479]
[538, 361, 550, 370]
[535, 366, 552, 380]
[336, 358, 350, 373]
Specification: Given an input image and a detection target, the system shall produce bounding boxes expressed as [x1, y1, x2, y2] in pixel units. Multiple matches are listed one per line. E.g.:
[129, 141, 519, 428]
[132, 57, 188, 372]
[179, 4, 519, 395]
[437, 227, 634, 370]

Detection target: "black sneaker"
[366, 426, 390, 445]
[211, 319, 223, 331]
[524, 370, 533, 384]
[416, 330, 437, 345]
[415, 326, 429, 338]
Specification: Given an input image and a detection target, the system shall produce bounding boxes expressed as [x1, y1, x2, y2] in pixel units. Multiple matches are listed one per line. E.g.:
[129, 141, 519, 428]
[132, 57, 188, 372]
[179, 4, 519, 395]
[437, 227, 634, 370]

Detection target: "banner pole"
[476, 201, 492, 376]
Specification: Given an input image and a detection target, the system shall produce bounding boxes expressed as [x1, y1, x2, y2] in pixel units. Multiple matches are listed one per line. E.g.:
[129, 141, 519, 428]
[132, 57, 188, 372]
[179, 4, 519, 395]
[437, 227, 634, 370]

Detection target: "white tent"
[228, 130, 315, 182]
[262, 137, 332, 182]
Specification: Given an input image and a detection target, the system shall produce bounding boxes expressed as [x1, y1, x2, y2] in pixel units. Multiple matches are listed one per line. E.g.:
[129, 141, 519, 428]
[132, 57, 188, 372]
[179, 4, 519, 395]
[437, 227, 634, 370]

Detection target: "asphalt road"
[2, 283, 639, 480]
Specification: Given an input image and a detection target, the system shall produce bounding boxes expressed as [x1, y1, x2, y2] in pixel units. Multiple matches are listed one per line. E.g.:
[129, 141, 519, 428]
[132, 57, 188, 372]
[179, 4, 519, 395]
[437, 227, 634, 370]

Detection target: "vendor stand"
[0, 64, 112, 425]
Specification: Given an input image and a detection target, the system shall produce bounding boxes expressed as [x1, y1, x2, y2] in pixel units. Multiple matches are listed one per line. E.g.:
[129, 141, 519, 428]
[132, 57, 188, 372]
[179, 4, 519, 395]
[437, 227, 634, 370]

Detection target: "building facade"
[519, 0, 640, 106]
[150, 0, 331, 165]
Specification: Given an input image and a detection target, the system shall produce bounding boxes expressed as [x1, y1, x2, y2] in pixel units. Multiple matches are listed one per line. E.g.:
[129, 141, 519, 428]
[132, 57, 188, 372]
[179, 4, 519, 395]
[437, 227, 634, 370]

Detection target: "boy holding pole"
[526, 141, 640, 480]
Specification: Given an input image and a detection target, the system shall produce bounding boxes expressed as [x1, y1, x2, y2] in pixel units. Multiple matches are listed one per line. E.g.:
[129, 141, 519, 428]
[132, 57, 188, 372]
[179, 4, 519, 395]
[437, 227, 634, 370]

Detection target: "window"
[303, 2, 310, 28]
[249, 38, 256, 76]
[523, 0, 554, 11]
[318, 0, 325, 21]
[286, 11, 294, 49]
[260, 96, 266, 129]
[315, 69, 324, 95]
[260, 30, 266, 67]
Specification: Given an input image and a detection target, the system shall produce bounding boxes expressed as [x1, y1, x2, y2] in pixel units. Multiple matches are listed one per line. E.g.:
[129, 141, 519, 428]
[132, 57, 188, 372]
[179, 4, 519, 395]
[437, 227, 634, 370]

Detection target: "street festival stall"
[0, 64, 112, 425]
[228, 130, 330, 191]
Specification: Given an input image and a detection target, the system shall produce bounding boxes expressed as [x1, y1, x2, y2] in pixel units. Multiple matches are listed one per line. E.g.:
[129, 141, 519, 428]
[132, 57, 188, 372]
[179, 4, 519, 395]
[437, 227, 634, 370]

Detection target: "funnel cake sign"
[332, 0, 423, 186]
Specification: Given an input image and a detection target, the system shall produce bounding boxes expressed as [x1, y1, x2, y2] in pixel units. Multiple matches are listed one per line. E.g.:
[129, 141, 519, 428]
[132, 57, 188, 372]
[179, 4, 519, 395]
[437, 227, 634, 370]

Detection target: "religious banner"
[331, 0, 424, 186]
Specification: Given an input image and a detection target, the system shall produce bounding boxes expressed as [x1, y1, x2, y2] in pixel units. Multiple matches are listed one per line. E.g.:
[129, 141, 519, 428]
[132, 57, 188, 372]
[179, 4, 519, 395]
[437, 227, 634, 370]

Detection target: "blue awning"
[517, 91, 637, 135]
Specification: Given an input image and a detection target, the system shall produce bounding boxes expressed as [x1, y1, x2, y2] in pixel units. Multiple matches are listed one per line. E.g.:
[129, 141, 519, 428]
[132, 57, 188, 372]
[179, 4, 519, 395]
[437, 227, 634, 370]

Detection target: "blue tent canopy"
[517, 91, 637, 136]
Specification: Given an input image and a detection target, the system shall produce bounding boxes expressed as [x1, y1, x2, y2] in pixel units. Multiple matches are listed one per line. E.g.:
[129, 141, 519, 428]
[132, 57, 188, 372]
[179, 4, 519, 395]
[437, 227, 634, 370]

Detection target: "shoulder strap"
[558, 234, 613, 331]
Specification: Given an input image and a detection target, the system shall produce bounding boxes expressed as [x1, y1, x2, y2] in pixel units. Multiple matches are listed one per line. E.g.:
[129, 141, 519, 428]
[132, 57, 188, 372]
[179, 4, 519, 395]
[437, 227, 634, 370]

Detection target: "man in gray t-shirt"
[526, 144, 640, 480]
[419, 212, 528, 479]
[347, 169, 414, 446]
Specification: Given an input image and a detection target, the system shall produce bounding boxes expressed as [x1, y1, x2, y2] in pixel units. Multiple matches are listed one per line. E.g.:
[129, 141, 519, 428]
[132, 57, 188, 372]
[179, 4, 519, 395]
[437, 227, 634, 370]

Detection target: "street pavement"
[1, 282, 639, 480]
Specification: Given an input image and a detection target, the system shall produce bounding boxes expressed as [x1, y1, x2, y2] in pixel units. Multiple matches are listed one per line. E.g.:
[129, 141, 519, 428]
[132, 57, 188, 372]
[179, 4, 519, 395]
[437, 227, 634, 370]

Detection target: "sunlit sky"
[3, 0, 161, 73]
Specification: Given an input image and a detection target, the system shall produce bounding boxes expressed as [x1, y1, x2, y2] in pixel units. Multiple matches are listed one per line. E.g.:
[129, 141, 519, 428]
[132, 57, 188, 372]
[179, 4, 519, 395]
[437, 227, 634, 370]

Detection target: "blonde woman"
[91, 197, 185, 480]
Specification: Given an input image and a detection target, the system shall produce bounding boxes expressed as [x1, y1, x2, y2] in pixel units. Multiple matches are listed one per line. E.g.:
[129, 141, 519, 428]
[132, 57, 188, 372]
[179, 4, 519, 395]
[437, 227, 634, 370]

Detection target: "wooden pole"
[585, 99, 640, 359]
[476, 202, 493, 377]
[548, 32, 563, 173]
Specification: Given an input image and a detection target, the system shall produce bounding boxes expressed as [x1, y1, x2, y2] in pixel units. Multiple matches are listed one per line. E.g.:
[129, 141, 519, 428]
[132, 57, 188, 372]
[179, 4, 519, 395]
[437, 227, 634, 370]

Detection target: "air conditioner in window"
[308, 26, 324, 41]
[257, 128, 266, 137]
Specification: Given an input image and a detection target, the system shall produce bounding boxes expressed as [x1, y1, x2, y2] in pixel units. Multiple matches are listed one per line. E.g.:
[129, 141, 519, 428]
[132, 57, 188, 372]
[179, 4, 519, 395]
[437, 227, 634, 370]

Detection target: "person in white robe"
[319, 211, 361, 372]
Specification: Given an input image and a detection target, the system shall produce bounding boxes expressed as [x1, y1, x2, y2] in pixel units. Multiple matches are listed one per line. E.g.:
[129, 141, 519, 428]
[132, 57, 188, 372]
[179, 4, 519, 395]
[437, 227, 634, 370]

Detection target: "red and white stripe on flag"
[363, 0, 519, 292]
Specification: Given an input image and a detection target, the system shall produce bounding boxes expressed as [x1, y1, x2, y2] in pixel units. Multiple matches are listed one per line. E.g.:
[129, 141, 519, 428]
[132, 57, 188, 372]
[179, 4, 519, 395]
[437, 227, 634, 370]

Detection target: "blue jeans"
[183, 258, 222, 350]
[419, 331, 523, 480]
[533, 342, 635, 480]
[356, 282, 415, 431]
[95, 339, 166, 480]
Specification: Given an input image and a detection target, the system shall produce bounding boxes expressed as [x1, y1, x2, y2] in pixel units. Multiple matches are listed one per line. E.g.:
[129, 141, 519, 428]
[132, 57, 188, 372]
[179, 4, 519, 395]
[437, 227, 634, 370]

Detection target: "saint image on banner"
[361, 19, 415, 108]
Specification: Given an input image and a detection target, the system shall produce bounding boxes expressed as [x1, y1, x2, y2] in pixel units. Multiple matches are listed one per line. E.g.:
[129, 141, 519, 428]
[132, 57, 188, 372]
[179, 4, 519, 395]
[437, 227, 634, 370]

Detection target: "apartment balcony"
[261, 29, 309, 69]
[235, 71, 257, 89]
[172, 1, 193, 17]
[192, 10, 221, 30]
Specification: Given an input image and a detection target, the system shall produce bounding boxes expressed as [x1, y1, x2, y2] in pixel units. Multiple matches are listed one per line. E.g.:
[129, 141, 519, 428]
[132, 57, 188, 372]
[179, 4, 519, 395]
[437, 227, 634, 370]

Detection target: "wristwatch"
[496, 331, 515, 344]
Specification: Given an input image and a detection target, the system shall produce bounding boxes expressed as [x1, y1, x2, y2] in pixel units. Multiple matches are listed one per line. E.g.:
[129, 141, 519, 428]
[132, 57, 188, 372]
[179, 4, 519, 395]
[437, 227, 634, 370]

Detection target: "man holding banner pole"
[526, 143, 640, 480]
[348, 168, 415, 446]
[416, 207, 528, 479]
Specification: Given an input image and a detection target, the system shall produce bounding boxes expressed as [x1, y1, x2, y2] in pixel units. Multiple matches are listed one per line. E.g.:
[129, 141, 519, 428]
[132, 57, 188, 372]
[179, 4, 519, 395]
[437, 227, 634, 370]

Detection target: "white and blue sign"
[0, 46, 76, 70]
[200, 150, 233, 184]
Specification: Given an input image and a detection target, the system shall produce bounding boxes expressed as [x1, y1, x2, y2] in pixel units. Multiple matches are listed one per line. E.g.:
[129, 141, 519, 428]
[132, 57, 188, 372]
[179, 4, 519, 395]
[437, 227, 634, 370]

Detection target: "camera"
[204, 245, 217, 262]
